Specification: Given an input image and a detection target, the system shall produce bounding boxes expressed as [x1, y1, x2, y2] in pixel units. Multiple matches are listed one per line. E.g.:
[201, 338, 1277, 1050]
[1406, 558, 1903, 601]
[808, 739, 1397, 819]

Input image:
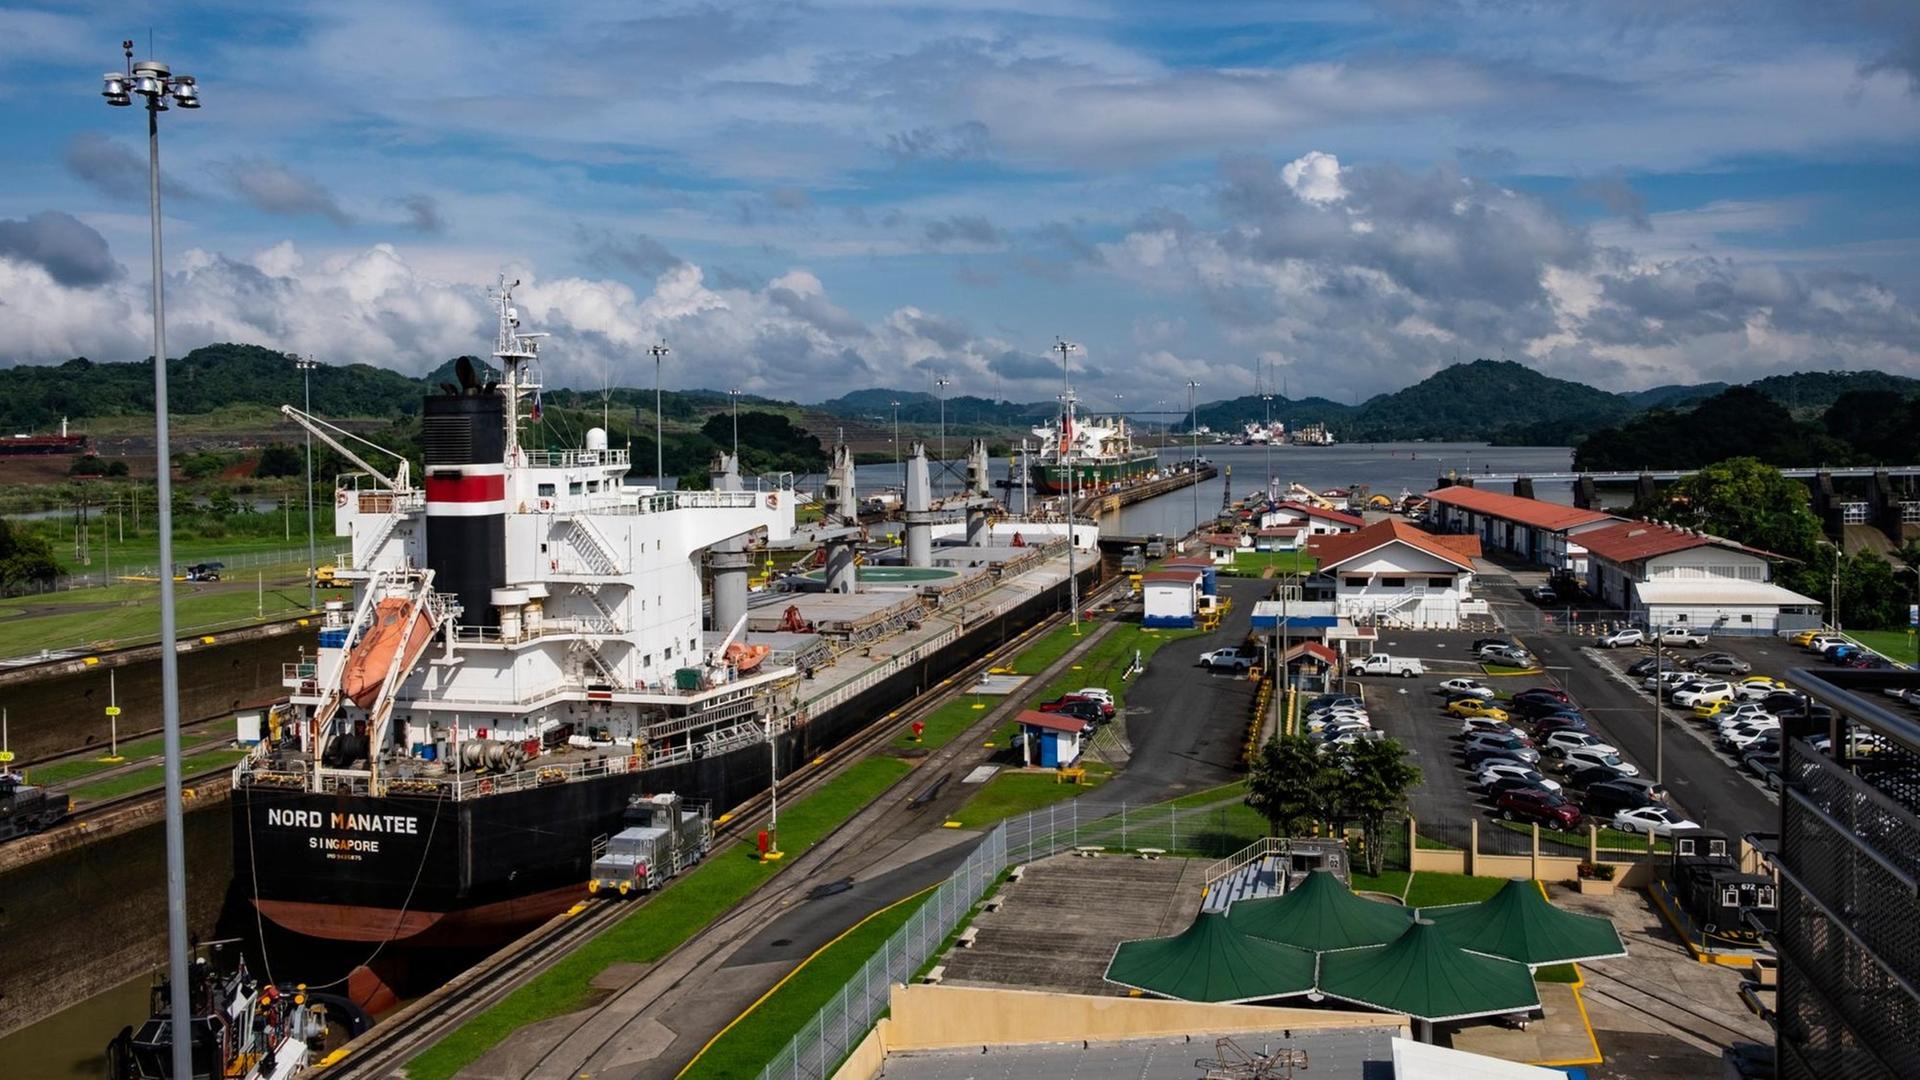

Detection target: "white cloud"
[1281, 151, 1345, 205]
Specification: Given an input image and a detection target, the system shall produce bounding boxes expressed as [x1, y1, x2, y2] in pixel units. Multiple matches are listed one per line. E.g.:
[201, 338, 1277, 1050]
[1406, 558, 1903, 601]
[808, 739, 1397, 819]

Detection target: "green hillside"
[1343, 359, 1636, 442]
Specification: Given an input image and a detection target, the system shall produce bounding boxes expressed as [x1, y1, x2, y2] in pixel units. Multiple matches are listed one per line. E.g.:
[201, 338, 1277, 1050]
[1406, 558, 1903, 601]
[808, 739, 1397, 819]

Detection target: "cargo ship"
[230, 284, 816, 1002]
[1026, 410, 1158, 495]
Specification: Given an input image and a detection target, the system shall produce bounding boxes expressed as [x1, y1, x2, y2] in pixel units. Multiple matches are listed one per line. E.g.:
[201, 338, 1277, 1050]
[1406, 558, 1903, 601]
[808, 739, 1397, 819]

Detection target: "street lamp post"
[103, 40, 199, 1080]
[1054, 340, 1080, 633]
[296, 356, 318, 610]
[727, 388, 741, 459]
[935, 376, 952, 478]
[1816, 539, 1840, 629]
[1652, 629, 1664, 786]
[890, 400, 902, 489]
[648, 341, 670, 484]
[1187, 381, 1201, 531]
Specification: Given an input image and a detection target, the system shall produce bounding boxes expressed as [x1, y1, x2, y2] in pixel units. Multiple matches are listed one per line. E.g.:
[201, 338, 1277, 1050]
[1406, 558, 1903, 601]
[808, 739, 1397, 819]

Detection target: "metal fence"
[754, 796, 1264, 1080]
[1493, 607, 1825, 639]
[2, 541, 317, 597]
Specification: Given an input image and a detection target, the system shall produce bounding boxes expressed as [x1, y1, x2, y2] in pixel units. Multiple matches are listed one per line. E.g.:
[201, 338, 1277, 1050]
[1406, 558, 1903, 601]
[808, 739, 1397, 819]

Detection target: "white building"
[1578, 520, 1823, 635]
[1142, 568, 1203, 628]
[1304, 519, 1486, 629]
[1260, 501, 1364, 536]
[1423, 486, 1620, 574]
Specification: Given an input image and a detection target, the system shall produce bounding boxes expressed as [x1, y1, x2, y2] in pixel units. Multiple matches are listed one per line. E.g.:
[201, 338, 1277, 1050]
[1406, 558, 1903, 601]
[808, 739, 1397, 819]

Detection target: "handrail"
[1202, 836, 1288, 888]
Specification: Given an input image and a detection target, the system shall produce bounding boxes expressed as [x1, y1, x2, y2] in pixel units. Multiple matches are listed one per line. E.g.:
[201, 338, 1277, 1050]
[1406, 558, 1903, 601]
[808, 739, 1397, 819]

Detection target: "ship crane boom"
[278, 404, 413, 492]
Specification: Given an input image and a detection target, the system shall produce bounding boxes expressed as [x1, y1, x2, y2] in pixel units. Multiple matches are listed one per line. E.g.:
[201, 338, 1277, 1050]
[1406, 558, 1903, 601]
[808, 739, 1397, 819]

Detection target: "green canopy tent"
[1104, 912, 1318, 1004]
[1420, 879, 1628, 969]
[1316, 918, 1541, 1024]
[1225, 868, 1414, 951]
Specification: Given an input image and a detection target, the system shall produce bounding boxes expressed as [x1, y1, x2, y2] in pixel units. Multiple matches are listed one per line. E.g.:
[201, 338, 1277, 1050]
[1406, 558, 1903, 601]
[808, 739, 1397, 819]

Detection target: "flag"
[531, 389, 543, 422]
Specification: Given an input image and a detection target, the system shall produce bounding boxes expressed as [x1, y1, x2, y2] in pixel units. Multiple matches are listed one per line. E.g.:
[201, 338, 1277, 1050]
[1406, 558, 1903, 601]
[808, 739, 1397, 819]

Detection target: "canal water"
[0, 974, 150, 1079]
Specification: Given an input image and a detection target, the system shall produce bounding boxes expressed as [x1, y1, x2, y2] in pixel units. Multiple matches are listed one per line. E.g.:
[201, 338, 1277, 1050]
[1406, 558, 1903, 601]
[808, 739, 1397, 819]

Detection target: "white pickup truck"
[1657, 627, 1708, 648]
[1350, 654, 1425, 678]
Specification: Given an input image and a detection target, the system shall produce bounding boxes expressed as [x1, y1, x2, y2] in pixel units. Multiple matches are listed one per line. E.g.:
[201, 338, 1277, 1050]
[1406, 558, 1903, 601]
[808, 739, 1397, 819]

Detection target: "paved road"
[1100, 576, 1262, 805]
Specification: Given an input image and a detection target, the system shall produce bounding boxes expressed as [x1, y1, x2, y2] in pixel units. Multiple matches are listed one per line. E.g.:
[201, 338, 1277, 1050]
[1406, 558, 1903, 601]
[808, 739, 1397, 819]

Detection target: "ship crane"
[278, 404, 413, 492]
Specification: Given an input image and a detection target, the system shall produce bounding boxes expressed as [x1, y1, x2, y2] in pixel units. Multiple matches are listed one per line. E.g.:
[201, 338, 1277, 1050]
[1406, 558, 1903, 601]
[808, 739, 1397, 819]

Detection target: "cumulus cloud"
[581, 230, 684, 278]
[1280, 151, 1345, 205]
[0, 211, 119, 287]
[64, 133, 196, 200]
[225, 160, 354, 227]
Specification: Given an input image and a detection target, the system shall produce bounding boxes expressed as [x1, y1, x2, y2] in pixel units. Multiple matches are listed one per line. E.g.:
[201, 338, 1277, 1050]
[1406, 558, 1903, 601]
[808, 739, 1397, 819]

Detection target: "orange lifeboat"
[342, 598, 436, 708]
[723, 642, 771, 674]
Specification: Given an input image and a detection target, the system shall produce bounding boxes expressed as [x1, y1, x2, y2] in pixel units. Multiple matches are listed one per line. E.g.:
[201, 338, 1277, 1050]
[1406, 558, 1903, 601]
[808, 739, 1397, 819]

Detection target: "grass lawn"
[1402, 872, 1508, 908]
[1850, 628, 1918, 667]
[1168, 780, 1248, 808]
[1216, 551, 1318, 577]
[681, 888, 933, 1079]
[1491, 819, 1671, 854]
[1005, 622, 1087, 674]
[1350, 870, 1412, 899]
[891, 695, 994, 751]
[0, 565, 339, 658]
[949, 762, 1113, 827]
[68, 748, 249, 801]
[28, 731, 220, 786]
[406, 756, 912, 1080]
[1028, 623, 1202, 711]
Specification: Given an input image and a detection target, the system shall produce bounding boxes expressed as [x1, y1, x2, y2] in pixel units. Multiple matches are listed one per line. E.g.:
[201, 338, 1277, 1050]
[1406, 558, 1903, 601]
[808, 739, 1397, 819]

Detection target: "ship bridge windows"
[570, 481, 584, 495]
[538, 483, 556, 497]
[588, 480, 601, 492]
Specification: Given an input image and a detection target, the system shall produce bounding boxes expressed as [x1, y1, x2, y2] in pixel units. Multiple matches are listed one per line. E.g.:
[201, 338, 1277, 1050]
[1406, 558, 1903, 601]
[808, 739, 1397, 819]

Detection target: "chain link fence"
[3, 541, 317, 597]
[754, 795, 1266, 1080]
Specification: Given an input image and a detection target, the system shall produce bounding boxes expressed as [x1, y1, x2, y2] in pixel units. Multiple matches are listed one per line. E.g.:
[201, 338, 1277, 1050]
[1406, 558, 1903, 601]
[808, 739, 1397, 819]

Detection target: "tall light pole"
[1054, 340, 1080, 633]
[1816, 538, 1840, 629]
[103, 40, 198, 1080]
[890, 400, 902, 489]
[1187, 380, 1201, 531]
[647, 341, 670, 484]
[727, 388, 742, 460]
[296, 355, 318, 609]
[935, 375, 952, 475]
[1652, 628, 1664, 786]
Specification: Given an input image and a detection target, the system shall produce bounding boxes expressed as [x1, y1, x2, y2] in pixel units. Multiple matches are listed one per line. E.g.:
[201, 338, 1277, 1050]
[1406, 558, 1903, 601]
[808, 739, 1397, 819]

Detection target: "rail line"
[322, 575, 1124, 1078]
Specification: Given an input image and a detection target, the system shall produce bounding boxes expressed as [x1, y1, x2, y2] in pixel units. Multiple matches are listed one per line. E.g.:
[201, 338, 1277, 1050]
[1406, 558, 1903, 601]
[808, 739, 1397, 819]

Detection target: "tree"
[68, 454, 108, 476]
[1244, 734, 1335, 836]
[1328, 738, 1422, 877]
[1642, 457, 1823, 561]
[254, 443, 304, 477]
[0, 518, 60, 591]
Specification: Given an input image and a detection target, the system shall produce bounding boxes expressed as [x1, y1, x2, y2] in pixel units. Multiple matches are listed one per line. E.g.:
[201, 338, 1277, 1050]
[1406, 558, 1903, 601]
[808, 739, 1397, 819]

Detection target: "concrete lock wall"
[830, 984, 1407, 1079]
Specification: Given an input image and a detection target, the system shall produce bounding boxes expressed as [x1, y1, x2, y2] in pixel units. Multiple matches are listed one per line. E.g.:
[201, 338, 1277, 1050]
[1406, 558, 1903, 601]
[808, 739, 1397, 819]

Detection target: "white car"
[1070, 688, 1114, 707]
[1482, 646, 1534, 667]
[1541, 731, 1615, 758]
[1437, 678, 1496, 700]
[1642, 670, 1693, 692]
[1709, 702, 1774, 724]
[1672, 681, 1735, 708]
[1459, 716, 1510, 737]
[1478, 762, 1562, 793]
[1309, 715, 1372, 735]
[1612, 806, 1701, 837]
[1563, 745, 1640, 777]
[1318, 731, 1379, 750]
[1596, 628, 1645, 648]
[1804, 634, 1848, 653]
[1717, 710, 1779, 733]
[1721, 727, 1778, 752]
[1306, 706, 1369, 726]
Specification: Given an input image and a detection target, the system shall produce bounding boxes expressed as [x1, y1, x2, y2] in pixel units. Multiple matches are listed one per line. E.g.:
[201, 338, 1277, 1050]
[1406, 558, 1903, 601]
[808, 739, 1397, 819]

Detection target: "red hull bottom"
[255, 882, 585, 950]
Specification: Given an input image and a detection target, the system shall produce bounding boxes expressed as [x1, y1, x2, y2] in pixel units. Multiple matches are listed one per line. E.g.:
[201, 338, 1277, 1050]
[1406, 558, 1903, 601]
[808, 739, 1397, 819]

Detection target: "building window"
[588, 480, 600, 493]
[1344, 576, 1368, 588]
[537, 483, 555, 497]
[1381, 577, 1406, 588]
[1428, 577, 1451, 588]
[569, 481, 584, 495]
[1741, 614, 1753, 623]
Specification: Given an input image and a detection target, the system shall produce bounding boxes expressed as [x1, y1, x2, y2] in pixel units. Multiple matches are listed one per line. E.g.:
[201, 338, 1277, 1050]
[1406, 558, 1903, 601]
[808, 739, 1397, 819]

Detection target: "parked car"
[1446, 699, 1510, 722]
[1612, 806, 1700, 837]
[1306, 705, 1369, 723]
[1309, 713, 1372, 732]
[1699, 701, 1773, 724]
[1044, 700, 1105, 730]
[1472, 637, 1517, 654]
[1582, 781, 1661, 818]
[1658, 626, 1709, 648]
[1842, 653, 1894, 670]
[1482, 646, 1534, 668]
[1511, 691, 1576, 719]
[1461, 732, 1540, 764]
[1304, 694, 1364, 713]
[1561, 745, 1639, 777]
[1459, 716, 1511, 737]
[1627, 655, 1686, 677]
[1643, 670, 1694, 693]
[1531, 713, 1592, 737]
[1673, 681, 1736, 709]
[1736, 677, 1788, 701]
[1587, 775, 1668, 804]
[1822, 643, 1863, 662]
[1789, 628, 1824, 647]
[1742, 749, 1784, 784]
[1436, 678, 1496, 699]
[1040, 694, 1114, 719]
[1719, 725, 1781, 752]
[1484, 775, 1561, 802]
[1541, 731, 1616, 759]
[1070, 688, 1115, 707]
[1495, 788, 1583, 830]
[1532, 584, 1559, 603]
[1596, 627, 1646, 648]
[1466, 746, 1540, 770]
[1690, 654, 1752, 676]
[1198, 646, 1261, 672]
[1351, 653, 1425, 678]
[1803, 634, 1848, 654]
[1318, 730, 1380, 750]
[1478, 761, 1562, 793]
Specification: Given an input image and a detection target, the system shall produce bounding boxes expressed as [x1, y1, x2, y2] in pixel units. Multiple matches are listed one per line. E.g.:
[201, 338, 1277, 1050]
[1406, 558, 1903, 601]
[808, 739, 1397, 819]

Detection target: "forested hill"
[1574, 385, 1920, 470]
[1341, 359, 1637, 442]
[1190, 394, 1355, 433]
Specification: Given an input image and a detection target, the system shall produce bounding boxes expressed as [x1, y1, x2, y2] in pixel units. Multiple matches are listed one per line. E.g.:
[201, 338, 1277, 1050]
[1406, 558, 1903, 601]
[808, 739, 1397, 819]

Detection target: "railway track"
[322, 576, 1123, 1078]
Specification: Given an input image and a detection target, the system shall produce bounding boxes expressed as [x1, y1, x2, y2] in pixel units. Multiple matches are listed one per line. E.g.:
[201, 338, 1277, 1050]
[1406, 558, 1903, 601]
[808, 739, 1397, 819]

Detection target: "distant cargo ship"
[1027, 413, 1158, 494]
[0, 418, 86, 455]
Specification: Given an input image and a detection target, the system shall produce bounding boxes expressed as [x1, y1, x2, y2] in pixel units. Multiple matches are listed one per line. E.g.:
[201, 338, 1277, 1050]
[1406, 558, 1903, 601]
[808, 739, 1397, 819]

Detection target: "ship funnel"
[904, 442, 933, 567]
[422, 390, 507, 628]
[708, 452, 751, 632]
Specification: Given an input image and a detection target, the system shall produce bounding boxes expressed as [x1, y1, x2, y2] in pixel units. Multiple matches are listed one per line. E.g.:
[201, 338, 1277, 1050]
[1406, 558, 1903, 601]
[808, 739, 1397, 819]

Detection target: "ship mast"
[493, 278, 544, 470]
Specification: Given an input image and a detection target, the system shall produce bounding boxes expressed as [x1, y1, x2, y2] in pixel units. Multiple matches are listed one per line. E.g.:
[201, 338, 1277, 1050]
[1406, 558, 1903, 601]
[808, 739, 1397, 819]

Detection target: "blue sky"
[1, 0, 1918, 409]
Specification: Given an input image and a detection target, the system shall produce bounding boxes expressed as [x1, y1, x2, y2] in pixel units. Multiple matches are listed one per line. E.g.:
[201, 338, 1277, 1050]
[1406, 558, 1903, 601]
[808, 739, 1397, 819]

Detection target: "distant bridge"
[1435, 465, 1920, 543]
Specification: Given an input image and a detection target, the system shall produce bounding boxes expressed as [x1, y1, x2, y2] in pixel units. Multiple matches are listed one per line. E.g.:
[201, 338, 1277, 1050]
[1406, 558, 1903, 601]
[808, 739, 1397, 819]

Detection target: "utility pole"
[1055, 340, 1081, 634]
[1187, 381, 1201, 532]
[935, 375, 952, 486]
[296, 355, 318, 611]
[727, 388, 741, 459]
[1653, 629, 1664, 786]
[890, 400, 902, 490]
[649, 341, 670, 485]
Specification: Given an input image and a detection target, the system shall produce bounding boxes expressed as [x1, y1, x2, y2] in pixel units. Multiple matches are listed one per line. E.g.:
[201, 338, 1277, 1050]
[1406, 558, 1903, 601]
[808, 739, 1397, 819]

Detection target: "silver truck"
[589, 793, 713, 897]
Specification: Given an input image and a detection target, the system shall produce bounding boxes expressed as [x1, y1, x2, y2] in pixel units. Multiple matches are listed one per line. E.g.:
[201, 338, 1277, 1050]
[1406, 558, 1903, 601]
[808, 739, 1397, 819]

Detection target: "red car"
[1039, 694, 1115, 719]
[1493, 788, 1582, 830]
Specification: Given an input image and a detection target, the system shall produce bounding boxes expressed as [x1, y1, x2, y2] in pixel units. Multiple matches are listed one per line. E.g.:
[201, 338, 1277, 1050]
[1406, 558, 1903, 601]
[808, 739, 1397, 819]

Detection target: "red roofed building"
[1142, 568, 1204, 628]
[1578, 520, 1820, 633]
[1258, 501, 1363, 536]
[1016, 709, 1084, 768]
[1424, 485, 1620, 573]
[1303, 518, 1485, 629]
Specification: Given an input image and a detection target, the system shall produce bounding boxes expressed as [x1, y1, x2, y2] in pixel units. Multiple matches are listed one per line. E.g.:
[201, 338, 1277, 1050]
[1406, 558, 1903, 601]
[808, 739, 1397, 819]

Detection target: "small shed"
[1204, 533, 1243, 565]
[1017, 709, 1084, 768]
[1162, 555, 1217, 595]
[1254, 526, 1306, 552]
[1142, 569, 1203, 628]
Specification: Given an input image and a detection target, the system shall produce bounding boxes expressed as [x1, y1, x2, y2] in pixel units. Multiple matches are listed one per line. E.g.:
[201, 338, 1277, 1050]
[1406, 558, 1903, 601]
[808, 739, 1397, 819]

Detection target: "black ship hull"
[231, 571, 1085, 970]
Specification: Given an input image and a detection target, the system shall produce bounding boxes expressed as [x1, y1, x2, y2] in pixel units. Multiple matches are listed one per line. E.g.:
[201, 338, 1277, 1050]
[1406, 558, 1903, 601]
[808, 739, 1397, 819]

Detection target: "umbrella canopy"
[1226, 868, 1415, 951]
[1317, 919, 1541, 1023]
[1105, 913, 1318, 1004]
[1421, 879, 1628, 968]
